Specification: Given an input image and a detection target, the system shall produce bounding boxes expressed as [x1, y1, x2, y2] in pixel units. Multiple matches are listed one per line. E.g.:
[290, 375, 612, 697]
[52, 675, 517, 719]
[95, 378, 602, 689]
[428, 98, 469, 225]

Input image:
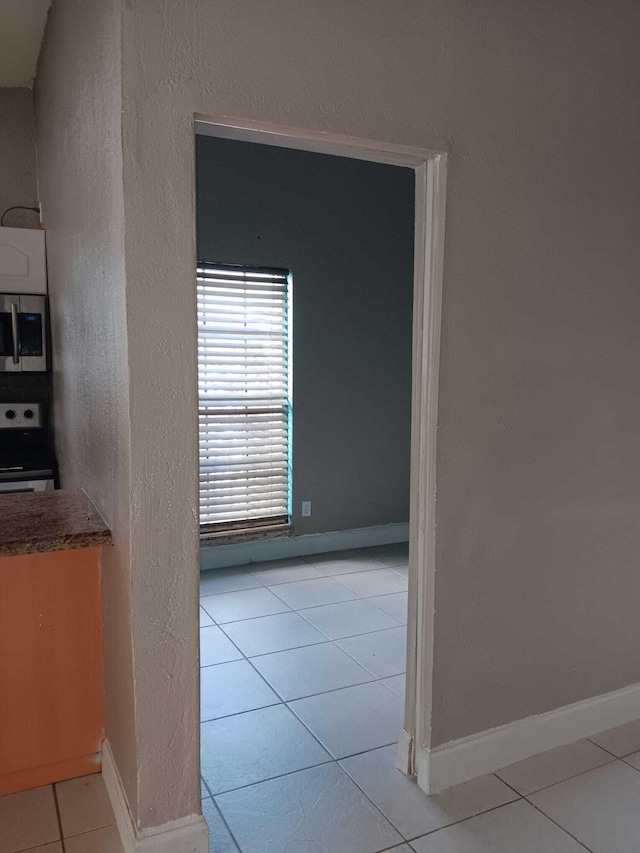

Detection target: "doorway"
[194, 117, 446, 849]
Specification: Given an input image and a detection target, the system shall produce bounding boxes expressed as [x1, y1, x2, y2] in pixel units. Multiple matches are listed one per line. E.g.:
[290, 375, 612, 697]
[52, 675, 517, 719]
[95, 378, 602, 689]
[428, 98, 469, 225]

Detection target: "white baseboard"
[200, 522, 409, 570]
[417, 681, 640, 794]
[396, 728, 414, 776]
[102, 740, 208, 853]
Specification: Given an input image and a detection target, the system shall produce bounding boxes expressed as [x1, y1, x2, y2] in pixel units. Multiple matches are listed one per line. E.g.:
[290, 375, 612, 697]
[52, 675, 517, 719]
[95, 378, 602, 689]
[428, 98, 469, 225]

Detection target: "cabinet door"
[0, 548, 105, 794]
[0, 227, 47, 295]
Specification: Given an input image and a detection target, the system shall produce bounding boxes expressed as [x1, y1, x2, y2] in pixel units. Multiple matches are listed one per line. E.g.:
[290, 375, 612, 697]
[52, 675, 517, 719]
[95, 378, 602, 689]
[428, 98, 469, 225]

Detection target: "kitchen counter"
[0, 488, 112, 557]
[0, 488, 109, 795]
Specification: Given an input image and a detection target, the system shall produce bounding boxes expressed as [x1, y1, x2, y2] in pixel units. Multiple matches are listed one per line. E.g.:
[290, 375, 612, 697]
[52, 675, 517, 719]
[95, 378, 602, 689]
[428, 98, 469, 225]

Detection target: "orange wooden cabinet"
[0, 547, 105, 795]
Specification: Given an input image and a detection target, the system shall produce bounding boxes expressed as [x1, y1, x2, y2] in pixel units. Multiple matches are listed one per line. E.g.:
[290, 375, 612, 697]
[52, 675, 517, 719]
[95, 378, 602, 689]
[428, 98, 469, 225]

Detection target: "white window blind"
[197, 263, 292, 533]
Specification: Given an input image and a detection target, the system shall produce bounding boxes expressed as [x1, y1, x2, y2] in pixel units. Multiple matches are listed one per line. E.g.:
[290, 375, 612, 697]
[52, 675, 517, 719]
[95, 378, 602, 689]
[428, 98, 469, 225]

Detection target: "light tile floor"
[200, 544, 640, 853]
[1, 773, 123, 853]
[5, 545, 640, 853]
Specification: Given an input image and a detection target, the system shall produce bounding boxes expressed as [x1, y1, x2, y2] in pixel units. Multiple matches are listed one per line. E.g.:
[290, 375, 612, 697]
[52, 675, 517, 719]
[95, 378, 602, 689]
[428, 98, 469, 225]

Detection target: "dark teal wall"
[196, 134, 414, 534]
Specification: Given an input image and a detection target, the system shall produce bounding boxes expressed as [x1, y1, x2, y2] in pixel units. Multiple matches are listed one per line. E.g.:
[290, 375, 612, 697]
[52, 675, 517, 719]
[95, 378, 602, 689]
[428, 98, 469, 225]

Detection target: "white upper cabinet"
[0, 227, 47, 295]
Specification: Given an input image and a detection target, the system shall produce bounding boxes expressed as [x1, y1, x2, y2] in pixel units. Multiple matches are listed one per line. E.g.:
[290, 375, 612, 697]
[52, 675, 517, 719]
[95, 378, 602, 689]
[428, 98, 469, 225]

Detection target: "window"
[197, 263, 292, 534]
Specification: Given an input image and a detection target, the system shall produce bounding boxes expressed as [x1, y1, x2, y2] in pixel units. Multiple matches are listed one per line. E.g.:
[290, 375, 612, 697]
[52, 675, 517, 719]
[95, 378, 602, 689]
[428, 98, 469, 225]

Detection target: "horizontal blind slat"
[198, 262, 291, 530]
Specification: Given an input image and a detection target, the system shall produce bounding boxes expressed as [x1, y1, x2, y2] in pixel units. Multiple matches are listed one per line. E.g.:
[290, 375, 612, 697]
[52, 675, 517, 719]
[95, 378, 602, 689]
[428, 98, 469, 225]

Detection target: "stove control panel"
[0, 403, 42, 429]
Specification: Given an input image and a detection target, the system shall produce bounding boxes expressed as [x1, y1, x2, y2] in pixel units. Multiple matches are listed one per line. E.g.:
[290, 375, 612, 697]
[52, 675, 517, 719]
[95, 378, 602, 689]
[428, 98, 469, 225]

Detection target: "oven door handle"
[10, 303, 19, 364]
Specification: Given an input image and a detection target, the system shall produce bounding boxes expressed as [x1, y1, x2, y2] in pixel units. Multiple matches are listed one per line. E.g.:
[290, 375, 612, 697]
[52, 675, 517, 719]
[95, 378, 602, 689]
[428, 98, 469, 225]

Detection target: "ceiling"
[0, 0, 51, 88]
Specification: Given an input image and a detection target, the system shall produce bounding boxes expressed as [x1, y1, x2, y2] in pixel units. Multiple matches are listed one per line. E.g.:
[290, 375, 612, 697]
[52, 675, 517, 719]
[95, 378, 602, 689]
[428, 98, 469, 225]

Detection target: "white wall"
[35, 0, 139, 820]
[36, 0, 203, 833]
[34, 0, 640, 834]
[120, 0, 640, 758]
[0, 88, 38, 227]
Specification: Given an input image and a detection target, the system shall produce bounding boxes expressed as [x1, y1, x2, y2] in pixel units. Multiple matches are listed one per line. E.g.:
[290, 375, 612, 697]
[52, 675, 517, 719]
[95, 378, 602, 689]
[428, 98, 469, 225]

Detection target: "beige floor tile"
[336, 568, 408, 598]
[250, 641, 374, 700]
[201, 704, 330, 795]
[201, 587, 290, 624]
[221, 611, 327, 657]
[22, 845, 63, 853]
[297, 598, 401, 640]
[0, 785, 60, 853]
[368, 592, 408, 623]
[216, 762, 402, 853]
[410, 800, 585, 852]
[304, 549, 383, 575]
[495, 738, 613, 795]
[64, 825, 124, 853]
[290, 682, 404, 759]
[623, 750, 640, 770]
[200, 605, 214, 626]
[381, 673, 406, 699]
[336, 625, 407, 678]
[200, 659, 280, 721]
[202, 798, 240, 852]
[530, 760, 640, 853]
[56, 774, 115, 838]
[200, 625, 243, 666]
[267, 576, 358, 609]
[358, 542, 409, 567]
[341, 745, 517, 840]
[200, 567, 261, 595]
[249, 559, 325, 586]
[589, 719, 640, 757]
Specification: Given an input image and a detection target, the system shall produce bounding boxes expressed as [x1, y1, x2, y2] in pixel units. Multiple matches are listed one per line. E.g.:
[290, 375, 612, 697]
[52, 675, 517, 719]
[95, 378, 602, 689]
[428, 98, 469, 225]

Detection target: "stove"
[0, 402, 57, 493]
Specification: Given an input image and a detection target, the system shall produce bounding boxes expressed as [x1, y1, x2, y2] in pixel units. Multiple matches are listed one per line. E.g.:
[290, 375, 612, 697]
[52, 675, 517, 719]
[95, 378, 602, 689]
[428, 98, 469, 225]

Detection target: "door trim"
[194, 114, 448, 777]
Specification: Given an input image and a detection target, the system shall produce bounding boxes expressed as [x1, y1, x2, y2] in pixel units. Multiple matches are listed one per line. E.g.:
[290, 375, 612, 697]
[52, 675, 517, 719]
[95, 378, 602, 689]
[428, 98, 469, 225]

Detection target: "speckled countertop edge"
[0, 488, 112, 558]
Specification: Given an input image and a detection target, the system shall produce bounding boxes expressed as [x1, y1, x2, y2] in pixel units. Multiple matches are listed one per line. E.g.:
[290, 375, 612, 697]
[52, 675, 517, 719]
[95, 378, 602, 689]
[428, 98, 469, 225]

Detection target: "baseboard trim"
[102, 740, 208, 853]
[396, 728, 414, 776]
[200, 522, 409, 570]
[417, 681, 640, 794]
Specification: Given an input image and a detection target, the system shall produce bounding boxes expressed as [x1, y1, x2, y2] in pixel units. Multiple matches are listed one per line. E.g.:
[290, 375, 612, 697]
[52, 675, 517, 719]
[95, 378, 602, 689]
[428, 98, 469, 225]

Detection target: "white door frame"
[194, 113, 447, 781]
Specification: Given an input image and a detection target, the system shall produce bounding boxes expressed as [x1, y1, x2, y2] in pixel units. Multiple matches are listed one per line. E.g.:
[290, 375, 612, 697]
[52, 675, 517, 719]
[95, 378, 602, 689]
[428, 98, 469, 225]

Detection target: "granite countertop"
[0, 489, 112, 557]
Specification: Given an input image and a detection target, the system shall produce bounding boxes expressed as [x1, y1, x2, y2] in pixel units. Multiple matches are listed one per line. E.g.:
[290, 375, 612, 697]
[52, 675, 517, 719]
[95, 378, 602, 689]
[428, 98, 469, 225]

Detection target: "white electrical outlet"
[301, 500, 312, 517]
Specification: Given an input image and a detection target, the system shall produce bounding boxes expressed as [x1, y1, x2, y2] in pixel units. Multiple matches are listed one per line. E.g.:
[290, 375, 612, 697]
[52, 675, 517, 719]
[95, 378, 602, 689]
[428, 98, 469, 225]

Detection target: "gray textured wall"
[0, 88, 39, 228]
[196, 136, 414, 535]
[121, 0, 640, 759]
[35, 0, 139, 823]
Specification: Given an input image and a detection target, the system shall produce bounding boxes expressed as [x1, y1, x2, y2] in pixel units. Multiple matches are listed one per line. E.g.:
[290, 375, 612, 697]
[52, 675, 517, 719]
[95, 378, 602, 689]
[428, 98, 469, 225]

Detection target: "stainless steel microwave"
[0, 293, 47, 372]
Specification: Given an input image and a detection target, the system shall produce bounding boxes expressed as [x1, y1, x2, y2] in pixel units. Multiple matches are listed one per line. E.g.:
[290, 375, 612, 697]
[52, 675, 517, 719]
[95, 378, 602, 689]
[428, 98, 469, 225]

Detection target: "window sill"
[200, 523, 292, 547]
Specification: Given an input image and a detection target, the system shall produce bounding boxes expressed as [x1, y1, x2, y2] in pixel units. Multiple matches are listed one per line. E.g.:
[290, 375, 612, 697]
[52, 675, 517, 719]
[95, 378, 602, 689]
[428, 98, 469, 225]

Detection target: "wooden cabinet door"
[0, 547, 104, 794]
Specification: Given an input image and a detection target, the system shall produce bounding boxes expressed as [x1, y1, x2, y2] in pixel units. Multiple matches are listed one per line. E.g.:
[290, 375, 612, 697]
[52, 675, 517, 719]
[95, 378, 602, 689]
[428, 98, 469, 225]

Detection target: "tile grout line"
[200, 550, 411, 847]
[494, 776, 597, 853]
[399, 794, 526, 846]
[200, 622, 248, 665]
[200, 584, 407, 627]
[202, 590, 407, 629]
[495, 752, 620, 798]
[337, 762, 557, 850]
[331, 626, 408, 681]
[294, 599, 404, 637]
[584, 735, 640, 763]
[211, 755, 409, 849]
[200, 661, 406, 723]
[200, 585, 406, 724]
[203, 794, 242, 853]
[522, 797, 597, 853]
[217, 613, 334, 655]
[51, 783, 67, 853]
[212, 626, 404, 680]
[211, 756, 336, 799]
[208, 744, 397, 802]
[227, 653, 345, 762]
